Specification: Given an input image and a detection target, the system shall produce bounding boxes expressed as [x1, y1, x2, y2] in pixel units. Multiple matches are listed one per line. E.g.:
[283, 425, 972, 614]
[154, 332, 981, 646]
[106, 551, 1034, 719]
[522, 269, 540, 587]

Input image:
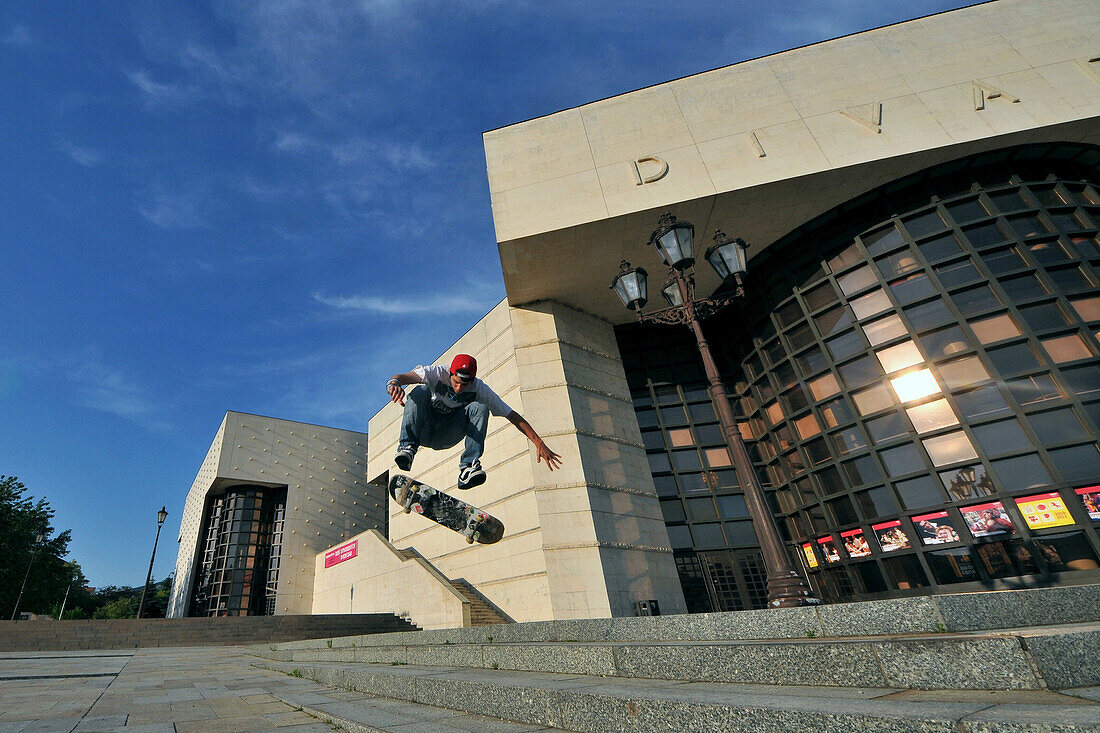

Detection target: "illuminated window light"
[890, 369, 941, 402]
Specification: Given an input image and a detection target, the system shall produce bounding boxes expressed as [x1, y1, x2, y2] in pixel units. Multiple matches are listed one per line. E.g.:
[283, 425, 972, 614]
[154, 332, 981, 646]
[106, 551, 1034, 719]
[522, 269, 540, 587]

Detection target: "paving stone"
[1023, 628, 1100, 690]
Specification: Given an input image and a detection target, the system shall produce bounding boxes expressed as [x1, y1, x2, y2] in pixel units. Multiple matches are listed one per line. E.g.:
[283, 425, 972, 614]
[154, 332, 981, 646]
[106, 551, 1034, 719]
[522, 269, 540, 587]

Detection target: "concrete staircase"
[0, 613, 419, 651]
[251, 584, 1100, 732]
[448, 579, 511, 626]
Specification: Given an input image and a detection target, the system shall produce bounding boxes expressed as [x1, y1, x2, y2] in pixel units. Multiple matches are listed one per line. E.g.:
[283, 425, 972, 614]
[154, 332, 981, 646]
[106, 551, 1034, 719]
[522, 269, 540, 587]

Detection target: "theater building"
[171, 0, 1100, 625]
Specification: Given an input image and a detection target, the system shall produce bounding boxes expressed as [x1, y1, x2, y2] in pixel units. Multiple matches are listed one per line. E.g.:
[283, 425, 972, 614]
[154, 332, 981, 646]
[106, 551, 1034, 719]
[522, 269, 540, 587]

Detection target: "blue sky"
[0, 0, 979, 589]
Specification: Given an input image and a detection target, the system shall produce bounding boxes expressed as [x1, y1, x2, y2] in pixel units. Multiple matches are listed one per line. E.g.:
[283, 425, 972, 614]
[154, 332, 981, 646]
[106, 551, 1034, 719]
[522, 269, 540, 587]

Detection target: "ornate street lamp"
[137, 507, 169, 619]
[611, 214, 820, 608]
[610, 261, 649, 311]
[11, 532, 46, 620]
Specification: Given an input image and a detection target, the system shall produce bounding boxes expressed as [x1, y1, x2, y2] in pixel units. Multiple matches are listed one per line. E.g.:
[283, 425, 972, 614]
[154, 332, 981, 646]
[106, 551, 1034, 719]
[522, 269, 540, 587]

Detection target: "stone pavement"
[0, 648, 559, 732]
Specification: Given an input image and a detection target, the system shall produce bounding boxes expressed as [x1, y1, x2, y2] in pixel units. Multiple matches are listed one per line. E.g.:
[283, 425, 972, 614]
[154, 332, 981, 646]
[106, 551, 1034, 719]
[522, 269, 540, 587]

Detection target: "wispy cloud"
[126, 69, 188, 103]
[136, 183, 207, 229]
[2, 24, 33, 47]
[58, 139, 106, 167]
[313, 289, 498, 316]
[274, 131, 436, 172]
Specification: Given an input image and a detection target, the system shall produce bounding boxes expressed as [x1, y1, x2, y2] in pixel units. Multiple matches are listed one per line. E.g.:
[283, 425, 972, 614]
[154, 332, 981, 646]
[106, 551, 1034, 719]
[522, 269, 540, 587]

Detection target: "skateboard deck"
[388, 475, 504, 544]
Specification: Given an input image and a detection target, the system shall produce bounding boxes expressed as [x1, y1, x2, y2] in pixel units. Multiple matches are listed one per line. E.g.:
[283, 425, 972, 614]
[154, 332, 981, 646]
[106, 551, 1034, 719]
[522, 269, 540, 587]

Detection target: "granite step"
[254, 659, 1100, 733]
[253, 622, 1100, 691]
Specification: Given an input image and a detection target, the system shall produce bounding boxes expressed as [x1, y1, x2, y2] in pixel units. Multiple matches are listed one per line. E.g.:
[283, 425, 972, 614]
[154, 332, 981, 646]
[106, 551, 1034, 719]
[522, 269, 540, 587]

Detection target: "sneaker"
[394, 446, 416, 472]
[457, 461, 486, 490]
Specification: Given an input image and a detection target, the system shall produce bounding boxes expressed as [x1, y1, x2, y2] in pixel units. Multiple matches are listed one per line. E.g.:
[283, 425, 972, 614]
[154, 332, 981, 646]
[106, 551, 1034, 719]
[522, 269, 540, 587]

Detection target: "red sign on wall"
[324, 540, 358, 568]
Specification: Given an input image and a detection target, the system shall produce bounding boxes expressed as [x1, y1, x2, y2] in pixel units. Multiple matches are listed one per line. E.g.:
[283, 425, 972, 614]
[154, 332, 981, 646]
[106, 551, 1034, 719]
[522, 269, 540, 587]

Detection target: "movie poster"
[1014, 492, 1075, 530]
[817, 536, 841, 563]
[802, 542, 819, 569]
[872, 519, 912, 553]
[1076, 486, 1100, 521]
[841, 528, 871, 558]
[961, 500, 1016, 538]
[912, 510, 961, 545]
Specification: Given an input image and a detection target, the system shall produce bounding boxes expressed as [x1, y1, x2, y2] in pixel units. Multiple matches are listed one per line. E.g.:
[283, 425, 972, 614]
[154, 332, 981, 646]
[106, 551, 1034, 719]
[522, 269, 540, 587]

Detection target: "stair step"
[255, 660, 1100, 733]
[253, 623, 1100, 691]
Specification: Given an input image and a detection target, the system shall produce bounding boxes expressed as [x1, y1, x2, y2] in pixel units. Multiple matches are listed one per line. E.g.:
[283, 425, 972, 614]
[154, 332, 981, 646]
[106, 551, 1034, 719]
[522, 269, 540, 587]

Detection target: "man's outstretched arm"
[506, 411, 563, 470]
[386, 371, 422, 406]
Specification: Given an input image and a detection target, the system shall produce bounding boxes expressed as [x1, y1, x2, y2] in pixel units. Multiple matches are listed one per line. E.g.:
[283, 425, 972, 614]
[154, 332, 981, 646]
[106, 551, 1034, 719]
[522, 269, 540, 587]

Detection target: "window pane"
[820, 397, 855, 429]
[862, 224, 905, 255]
[1026, 409, 1088, 444]
[831, 428, 866, 456]
[952, 284, 1001, 316]
[1006, 373, 1062, 405]
[809, 373, 841, 401]
[939, 464, 995, 501]
[805, 282, 839, 311]
[1008, 213, 1051, 238]
[692, 523, 726, 548]
[919, 231, 964, 261]
[853, 383, 894, 415]
[1018, 302, 1071, 333]
[866, 411, 909, 442]
[989, 189, 1027, 213]
[880, 443, 924, 477]
[704, 447, 732, 467]
[945, 197, 987, 224]
[851, 289, 893, 320]
[982, 247, 1025, 274]
[921, 326, 971, 361]
[999, 273, 1047, 301]
[1026, 238, 1071, 264]
[843, 455, 882, 486]
[989, 454, 1052, 493]
[876, 341, 923, 373]
[882, 555, 930, 590]
[963, 221, 1008, 248]
[668, 428, 694, 447]
[906, 398, 959, 433]
[672, 449, 702, 471]
[927, 547, 981, 584]
[1041, 333, 1092, 363]
[904, 210, 947, 239]
[687, 497, 717, 520]
[905, 298, 953, 331]
[987, 343, 1040, 375]
[864, 314, 908, 346]
[971, 313, 1021, 344]
[838, 266, 877, 296]
[1070, 296, 1100, 322]
[826, 330, 865, 361]
[877, 248, 921, 278]
[828, 496, 860, 525]
[923, 430, 979, 466]
[895, 475, 944, 510]
[935, 259, 982, 288]
[855, 486, 898, 518]
[725, 520, 758, 546]
[891, 368, 941, 402]
[891, 272, 936, 304]
[815, 306, 852, 337]
[717, 495, 748, 518]
[971, 419, 1032, 456]
[839, 356, 881, 389]
[939, 356, 990, 390]
[955, 386, 1010, 421]
[1048, 444, 1100, 482]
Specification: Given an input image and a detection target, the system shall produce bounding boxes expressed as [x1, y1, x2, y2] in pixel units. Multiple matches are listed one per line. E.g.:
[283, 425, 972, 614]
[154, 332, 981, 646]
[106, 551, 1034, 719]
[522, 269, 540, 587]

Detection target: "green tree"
[0, 475, 86, 619]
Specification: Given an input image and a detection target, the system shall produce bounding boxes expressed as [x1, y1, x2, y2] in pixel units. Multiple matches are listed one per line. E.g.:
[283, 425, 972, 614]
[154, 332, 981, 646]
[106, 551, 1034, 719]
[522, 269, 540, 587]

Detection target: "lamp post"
[611, 213, 819, 608]
[137, 507, 168, 619]
[11, 532, 46, 620]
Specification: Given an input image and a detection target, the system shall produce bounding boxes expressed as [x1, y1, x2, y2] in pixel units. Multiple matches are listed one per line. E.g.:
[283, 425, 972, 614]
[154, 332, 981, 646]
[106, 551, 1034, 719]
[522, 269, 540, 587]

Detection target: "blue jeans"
[399, 385, 488, 466]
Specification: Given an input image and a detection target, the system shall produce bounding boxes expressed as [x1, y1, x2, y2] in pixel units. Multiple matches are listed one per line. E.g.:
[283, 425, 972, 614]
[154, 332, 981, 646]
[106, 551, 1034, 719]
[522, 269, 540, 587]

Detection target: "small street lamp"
[11, 532, 46, 620]
[611, 213, 820, 608]
[137, 507, 169, 619]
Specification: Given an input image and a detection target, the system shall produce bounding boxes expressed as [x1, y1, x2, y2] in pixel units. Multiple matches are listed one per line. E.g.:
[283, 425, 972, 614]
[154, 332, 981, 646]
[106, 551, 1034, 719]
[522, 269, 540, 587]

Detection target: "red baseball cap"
[449, 354, 477, 381]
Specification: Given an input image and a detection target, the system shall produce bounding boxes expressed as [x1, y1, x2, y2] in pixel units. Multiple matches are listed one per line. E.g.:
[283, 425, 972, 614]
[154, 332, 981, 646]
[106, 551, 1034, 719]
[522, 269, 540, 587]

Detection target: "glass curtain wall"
[618, 143, 1100, 605]
[189, 485, 287, 616]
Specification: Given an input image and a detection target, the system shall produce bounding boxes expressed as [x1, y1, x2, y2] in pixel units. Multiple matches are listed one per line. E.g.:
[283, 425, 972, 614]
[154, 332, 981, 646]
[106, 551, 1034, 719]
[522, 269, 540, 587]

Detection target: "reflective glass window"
[955, 386, 1010, 421]
[906, 399, 959, 433]
[880, 443, 924, 477]
[838, 266, 877, 296]
[855, 486, 898, 518]
[876, 340, 923, 373]
[1048, 444, 1100, 482]
[923, 430, 979, 466]
[895, 475, 944, 510]
[851, 289, 893, 319]
[971, 313, 1021, 344]
[1026, 409, 1088, 444]
[1041, 333, 1093, 363]
[866, 411, 909, 442]
[864, 314, 908, 346]
[972, 419, 1032, 456]
[919, 231, 964, 261]
[921, 326, 970, 361]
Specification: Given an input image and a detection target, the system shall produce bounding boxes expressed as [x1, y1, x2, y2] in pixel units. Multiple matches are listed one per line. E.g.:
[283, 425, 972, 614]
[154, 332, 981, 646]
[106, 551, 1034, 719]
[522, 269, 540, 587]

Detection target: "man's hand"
[535, 440, 563, 471]
[387, 380, 406, 406]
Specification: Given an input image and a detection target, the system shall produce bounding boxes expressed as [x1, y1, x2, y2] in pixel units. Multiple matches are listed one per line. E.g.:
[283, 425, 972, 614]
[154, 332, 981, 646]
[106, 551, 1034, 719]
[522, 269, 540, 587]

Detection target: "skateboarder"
[386, 354, 562, 489]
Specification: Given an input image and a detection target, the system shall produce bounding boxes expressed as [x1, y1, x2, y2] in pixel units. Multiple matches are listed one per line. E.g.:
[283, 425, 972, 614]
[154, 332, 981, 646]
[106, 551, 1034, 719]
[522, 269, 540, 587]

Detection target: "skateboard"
[388, 475, 504, 544]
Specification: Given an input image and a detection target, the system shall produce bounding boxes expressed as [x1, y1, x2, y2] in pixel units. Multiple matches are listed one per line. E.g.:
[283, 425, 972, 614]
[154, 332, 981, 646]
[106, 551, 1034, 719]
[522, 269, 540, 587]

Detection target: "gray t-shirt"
[413, 364, 512, 417]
